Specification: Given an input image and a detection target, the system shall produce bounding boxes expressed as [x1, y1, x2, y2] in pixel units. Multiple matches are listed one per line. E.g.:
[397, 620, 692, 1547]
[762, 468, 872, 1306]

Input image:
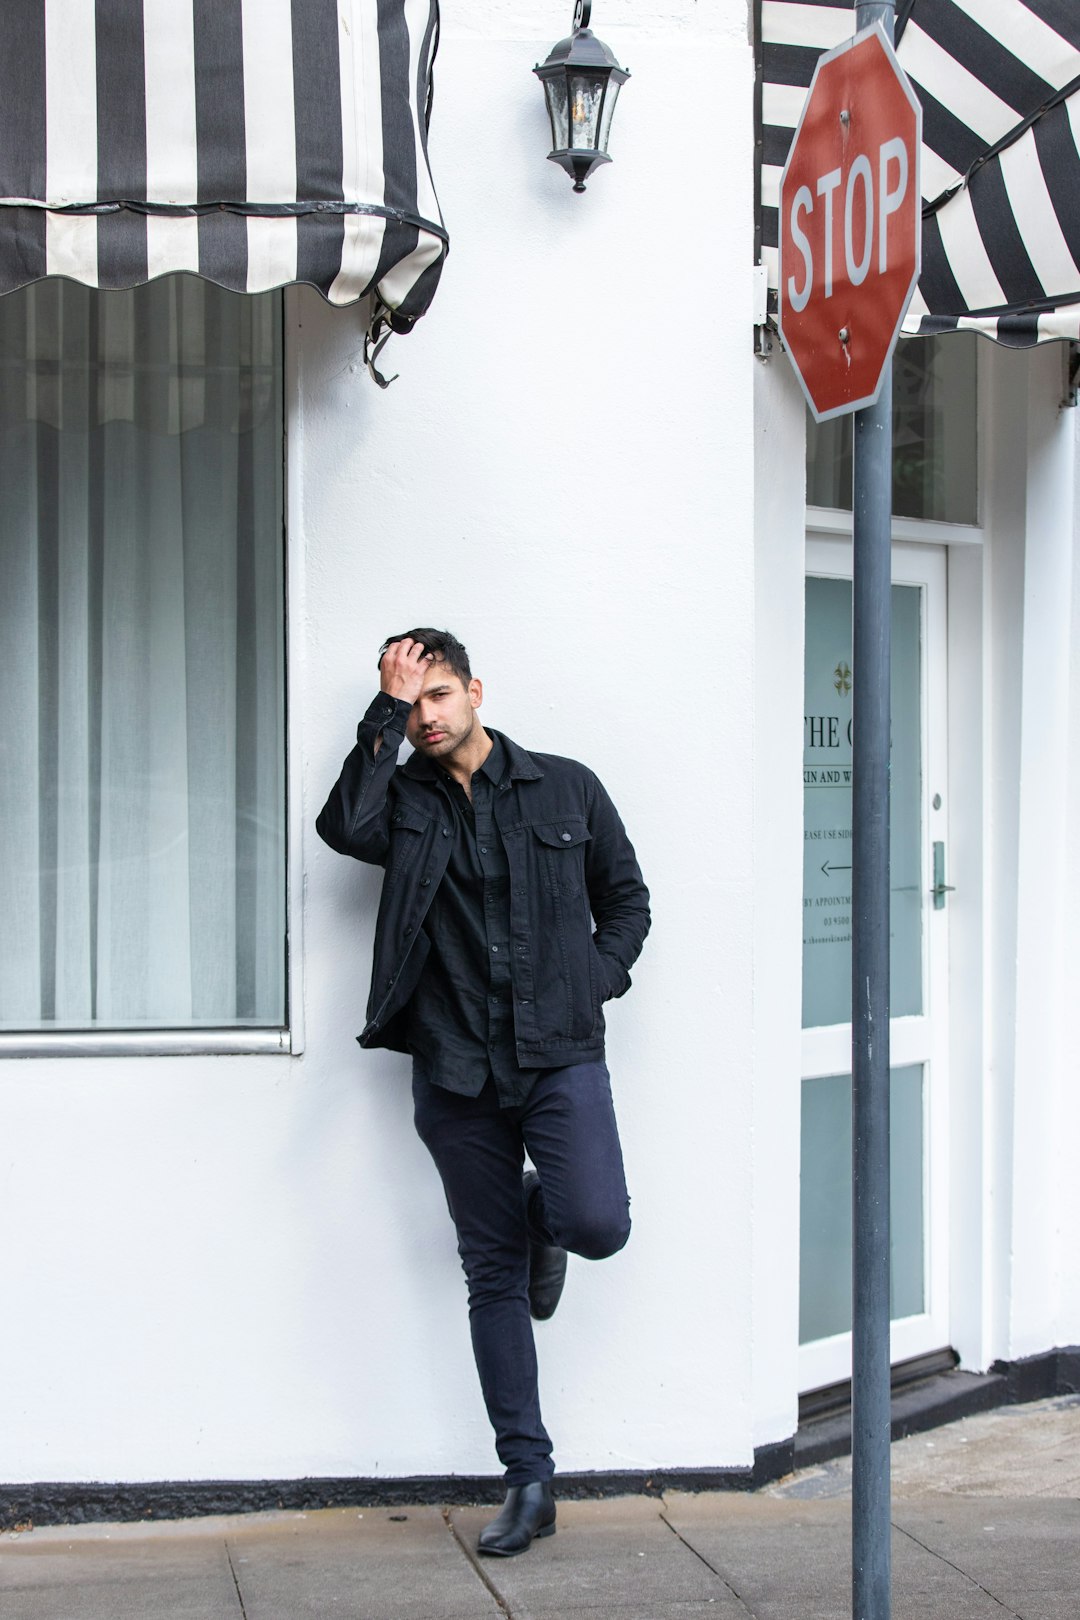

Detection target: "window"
[807, 333, 978, 523]
[0, 277, 286, 1036]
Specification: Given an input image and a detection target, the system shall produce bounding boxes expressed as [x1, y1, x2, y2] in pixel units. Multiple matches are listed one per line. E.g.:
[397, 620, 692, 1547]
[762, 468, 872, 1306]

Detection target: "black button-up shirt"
[406, 733, 536, 1107]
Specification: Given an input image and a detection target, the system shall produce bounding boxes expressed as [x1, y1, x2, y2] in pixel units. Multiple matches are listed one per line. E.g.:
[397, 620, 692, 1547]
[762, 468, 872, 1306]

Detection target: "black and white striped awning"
[757, 0, 1080, 345]
[0, 0, 447, 334]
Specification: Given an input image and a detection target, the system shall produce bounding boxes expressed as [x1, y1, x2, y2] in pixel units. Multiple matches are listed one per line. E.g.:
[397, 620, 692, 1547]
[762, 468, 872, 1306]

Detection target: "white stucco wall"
[7, 0, 1078, 1498]
[980, 344, 1080, 1367]
[0, 0, 763, 1484]
[947, 340, 1080, 1372]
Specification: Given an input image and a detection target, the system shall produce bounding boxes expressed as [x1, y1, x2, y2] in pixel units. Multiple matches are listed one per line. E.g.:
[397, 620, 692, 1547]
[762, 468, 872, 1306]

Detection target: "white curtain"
[0, 277, 285, 1029]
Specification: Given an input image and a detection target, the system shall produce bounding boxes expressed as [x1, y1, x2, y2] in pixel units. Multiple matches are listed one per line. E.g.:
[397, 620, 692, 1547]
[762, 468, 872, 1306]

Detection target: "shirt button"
[480, 846, 488, 854]
[491, 945, 499, 953]
[404, 925, 413, 935]
[420, 878, 430, 888]
[561, 831, 572, 842]
[442, 828, 450, 838]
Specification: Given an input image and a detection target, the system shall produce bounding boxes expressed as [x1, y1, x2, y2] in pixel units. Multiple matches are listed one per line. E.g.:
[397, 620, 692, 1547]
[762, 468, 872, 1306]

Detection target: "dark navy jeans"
[412, 1061, 631, 1485]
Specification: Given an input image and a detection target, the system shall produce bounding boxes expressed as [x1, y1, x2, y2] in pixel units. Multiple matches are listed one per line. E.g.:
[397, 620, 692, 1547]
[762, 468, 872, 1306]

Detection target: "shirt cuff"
[362, 693, 413, 733]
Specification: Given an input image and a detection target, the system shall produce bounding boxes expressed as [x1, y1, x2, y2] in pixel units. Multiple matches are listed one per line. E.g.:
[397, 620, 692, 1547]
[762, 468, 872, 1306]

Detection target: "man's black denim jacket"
[316, 694, 651, 1067]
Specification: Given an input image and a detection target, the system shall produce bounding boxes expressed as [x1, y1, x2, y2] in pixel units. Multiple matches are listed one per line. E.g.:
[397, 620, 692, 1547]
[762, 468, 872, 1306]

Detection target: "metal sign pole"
[851, 376, 892, 1620]
[851, 5, 895, 1618]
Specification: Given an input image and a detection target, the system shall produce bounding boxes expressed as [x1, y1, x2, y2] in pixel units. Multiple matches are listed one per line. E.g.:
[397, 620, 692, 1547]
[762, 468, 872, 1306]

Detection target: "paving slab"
[0, 1525, 240, 1620]
[890, 1396, 1080, 1500]
[226, 1505, 501, 1620]
[452, 1495, 747, 1619]
[894, 1497, 1080, 1620]
[662, 1493, 1014, 1620]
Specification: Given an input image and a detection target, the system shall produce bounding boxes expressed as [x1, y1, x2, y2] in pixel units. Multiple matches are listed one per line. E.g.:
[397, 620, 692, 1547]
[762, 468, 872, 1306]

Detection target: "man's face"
[405, 658, 483, 759]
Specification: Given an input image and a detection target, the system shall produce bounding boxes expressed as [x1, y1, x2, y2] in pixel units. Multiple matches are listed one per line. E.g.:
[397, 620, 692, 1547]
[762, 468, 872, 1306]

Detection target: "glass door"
[799, 538, 950, 1393]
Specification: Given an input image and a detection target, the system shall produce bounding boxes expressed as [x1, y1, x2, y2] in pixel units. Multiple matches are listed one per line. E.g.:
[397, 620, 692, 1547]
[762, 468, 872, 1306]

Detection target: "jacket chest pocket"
[389, 805, 434, 875]
[531, 818, 591, 896]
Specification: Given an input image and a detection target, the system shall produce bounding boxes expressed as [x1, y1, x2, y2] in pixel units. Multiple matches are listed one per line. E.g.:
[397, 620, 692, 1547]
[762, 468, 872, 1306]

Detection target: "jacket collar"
[401, 726, 543, 785]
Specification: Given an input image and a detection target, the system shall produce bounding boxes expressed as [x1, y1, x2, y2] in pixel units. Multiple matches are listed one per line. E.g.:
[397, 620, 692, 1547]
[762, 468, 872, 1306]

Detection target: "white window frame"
[0, 283, 299, 1059]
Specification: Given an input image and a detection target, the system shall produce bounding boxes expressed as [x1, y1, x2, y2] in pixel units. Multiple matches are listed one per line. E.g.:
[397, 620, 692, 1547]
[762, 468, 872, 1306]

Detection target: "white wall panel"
[0, 5, 757, 1482]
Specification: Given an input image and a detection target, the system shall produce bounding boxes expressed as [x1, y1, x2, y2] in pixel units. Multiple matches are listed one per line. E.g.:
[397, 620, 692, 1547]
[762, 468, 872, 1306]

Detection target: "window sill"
[807, 505, 984, 546]
[0, 1029, 293, 1058]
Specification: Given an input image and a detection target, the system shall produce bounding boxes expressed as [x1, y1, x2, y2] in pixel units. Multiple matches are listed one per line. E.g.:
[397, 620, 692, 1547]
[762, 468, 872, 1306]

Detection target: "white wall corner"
[1006, 343, 1076, 1359]
[1060, 399, 1080, 1340]
[945, 539, 987, 1370]
[750, 353, 806, 1446]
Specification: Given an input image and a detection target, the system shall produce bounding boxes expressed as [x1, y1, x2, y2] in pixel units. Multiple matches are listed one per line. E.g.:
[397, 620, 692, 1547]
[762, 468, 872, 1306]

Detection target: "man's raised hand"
[379, 636, 432, 703]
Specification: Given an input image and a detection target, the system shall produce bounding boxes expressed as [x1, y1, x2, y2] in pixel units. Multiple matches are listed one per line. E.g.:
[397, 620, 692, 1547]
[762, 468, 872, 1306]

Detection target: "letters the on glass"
[802, 577, 922, 1028]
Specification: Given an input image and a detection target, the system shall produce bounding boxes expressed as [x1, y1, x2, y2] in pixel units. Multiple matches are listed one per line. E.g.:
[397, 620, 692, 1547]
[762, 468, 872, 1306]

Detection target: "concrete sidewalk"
[3, 1396, 1078, 1620]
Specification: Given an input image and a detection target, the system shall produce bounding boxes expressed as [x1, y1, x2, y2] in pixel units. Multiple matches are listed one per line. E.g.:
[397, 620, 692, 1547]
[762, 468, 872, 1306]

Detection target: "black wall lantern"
[533, 1, 630, 193]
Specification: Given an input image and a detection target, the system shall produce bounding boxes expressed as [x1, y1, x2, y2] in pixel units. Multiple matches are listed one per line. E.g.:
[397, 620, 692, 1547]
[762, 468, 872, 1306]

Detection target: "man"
[316, 629, 650, 1556]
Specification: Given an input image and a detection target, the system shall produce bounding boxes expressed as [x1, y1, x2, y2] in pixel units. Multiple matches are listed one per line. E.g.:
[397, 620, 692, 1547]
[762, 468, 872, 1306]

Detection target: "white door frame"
[798, 535, 951, 1394]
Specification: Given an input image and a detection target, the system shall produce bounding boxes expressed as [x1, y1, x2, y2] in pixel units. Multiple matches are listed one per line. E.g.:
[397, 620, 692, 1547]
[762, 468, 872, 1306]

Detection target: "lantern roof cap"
[534, 26, 629, 79]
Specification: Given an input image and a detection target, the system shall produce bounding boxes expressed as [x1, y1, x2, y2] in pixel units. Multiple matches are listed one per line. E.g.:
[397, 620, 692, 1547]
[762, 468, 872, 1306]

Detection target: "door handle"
[931, 841, 955, 910]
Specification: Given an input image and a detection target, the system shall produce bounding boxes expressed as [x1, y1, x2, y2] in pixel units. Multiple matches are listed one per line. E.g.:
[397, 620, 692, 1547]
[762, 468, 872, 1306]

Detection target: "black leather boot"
[477, 1480, 557, 1556]
[523, 1169, 568, 1321]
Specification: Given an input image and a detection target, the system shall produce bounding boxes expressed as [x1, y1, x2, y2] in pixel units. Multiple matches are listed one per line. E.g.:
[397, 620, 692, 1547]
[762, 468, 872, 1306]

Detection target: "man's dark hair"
[378, 627, 472, 686]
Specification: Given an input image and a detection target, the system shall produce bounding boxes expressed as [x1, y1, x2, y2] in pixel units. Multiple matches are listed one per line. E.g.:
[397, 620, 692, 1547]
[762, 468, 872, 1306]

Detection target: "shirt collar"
[401, 726, 542, 785]
[404, 728, 504, 787]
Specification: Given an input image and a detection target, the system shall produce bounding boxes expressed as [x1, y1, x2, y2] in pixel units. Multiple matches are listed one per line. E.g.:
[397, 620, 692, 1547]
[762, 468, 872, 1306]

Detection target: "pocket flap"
[532, 818, 591, 850]
[391, 805, 433, 834]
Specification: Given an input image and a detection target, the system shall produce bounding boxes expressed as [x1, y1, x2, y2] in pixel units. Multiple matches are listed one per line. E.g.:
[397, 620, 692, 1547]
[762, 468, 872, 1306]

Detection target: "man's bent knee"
[559, 1208, 631, 1261]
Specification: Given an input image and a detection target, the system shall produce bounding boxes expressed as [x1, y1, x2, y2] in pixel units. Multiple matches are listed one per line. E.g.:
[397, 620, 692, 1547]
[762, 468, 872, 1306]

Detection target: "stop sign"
[778, 25, 921, 422]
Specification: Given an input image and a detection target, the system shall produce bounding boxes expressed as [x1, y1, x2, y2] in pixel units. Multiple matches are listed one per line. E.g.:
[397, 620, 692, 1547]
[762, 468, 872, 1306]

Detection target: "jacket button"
[442, 828, 450, 838]
[561, 831, 572, 841]
[393, 812, 402, 824]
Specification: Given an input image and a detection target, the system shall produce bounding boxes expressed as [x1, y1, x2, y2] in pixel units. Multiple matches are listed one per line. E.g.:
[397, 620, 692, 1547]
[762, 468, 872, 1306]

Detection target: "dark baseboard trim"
[0, 1448, 792, 1532]
[989, 1344, 1080, 1405]
[5, 1346, 1074, 1531]
[795, 1343, 1080, 1472]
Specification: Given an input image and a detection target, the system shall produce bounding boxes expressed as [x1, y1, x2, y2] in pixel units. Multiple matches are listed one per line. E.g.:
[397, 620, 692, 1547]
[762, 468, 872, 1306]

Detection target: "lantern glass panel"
[568, 73, 605, 149]
[597, 77, 621, 155]
[543, 76, 569, 150]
